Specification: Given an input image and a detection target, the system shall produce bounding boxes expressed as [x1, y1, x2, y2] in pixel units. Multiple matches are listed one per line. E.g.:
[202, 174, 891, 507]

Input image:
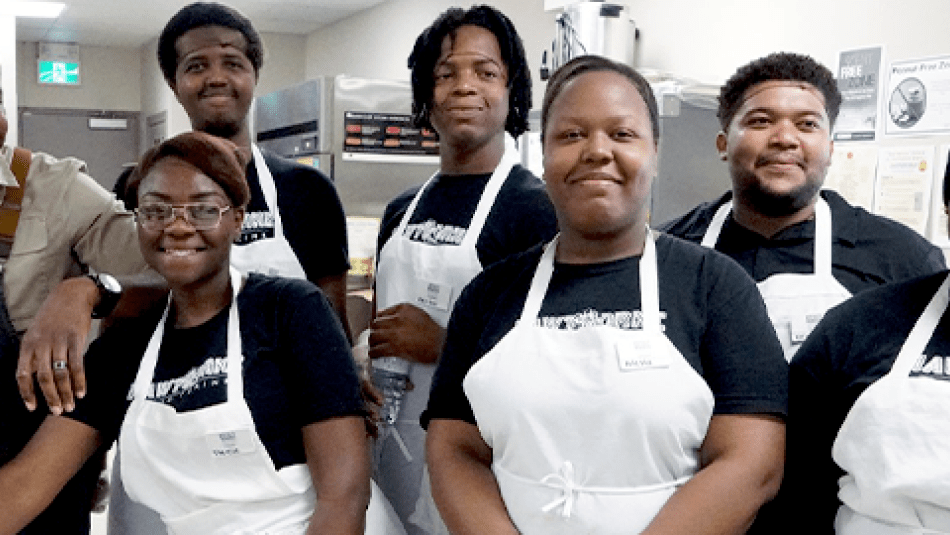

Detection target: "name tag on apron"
[616, 339, 669, 371]
[205, 429, 258, 458]
[415, 280, 453, 312]
[790, 312, 824, 344]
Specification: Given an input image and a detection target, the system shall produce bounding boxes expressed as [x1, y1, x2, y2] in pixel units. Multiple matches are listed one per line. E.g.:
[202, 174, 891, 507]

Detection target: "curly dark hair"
[541, 55, 660, 146]
[407, 5, 531, 138]
[718, 52, 842, 130]
[157, 2, 264, 86]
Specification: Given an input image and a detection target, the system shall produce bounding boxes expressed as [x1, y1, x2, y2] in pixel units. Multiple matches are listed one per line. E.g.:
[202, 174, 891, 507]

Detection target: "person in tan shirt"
[0, 89, 148, 533]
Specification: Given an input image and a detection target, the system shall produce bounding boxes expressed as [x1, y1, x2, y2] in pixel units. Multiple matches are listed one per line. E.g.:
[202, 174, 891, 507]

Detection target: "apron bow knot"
[541, 461, 578, 518]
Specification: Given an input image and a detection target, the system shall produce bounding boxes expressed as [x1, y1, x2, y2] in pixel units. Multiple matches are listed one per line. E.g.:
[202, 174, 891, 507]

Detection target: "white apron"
[701, 195, 850, 361]
[229, 144, 307, 279]
[373, 136, 519, 534]
[463, 231, 715, 534]
[832, 273, 950, 535]
[118, 267, 314, 534]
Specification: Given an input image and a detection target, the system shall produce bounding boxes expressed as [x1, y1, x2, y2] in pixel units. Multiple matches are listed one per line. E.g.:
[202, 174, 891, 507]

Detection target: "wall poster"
[835, 46, 882, 141]
[885, 55, 950, 136]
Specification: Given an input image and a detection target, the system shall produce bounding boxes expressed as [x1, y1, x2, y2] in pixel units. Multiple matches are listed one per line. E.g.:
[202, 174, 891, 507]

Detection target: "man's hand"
[16, 277, 99, 414]
[368, 303, 445, 365]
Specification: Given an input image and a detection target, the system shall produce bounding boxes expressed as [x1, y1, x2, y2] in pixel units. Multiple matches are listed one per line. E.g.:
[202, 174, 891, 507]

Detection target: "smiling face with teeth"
[137, 156, 245, 294]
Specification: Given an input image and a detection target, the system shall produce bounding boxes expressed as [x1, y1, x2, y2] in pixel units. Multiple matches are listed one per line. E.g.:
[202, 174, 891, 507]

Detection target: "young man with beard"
[660, 52, 945, 362]
[17, 2, 354, 416]
[156, 2, 350, 332]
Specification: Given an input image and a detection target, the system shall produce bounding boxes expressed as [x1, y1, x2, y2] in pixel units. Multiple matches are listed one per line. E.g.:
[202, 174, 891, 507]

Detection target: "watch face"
[99, 273, 122, 293]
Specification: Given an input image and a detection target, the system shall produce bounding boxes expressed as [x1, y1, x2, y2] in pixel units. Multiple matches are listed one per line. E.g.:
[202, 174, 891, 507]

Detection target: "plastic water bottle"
[372, 356, 411, 425]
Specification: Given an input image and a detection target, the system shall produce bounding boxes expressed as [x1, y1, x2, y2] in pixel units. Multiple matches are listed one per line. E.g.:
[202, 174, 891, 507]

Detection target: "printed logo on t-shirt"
[402, 219, 466, 246]
[535, 309, 667, 331]
[910, 353, 950, 382]
[127, 356, 229, 412]
[236, 210, 275, 245]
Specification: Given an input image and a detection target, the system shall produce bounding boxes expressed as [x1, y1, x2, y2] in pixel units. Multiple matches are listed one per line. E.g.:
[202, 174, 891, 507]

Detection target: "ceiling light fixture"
[0, 2, 66, 19]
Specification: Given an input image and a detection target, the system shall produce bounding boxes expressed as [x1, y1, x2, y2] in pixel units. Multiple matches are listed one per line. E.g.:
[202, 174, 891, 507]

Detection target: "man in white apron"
[779, 267, 950, 534]
[368, 7, 557, 535]
[107, 4, 356, 533]
[773, 161, 950, 534]
[16, 1, 356, 417]
[661, 52, 944, 363]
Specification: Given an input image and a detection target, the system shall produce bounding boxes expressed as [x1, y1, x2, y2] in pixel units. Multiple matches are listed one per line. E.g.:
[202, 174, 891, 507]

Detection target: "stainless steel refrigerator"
[254, 75, 441, 292]
[254, 75, 440, 219]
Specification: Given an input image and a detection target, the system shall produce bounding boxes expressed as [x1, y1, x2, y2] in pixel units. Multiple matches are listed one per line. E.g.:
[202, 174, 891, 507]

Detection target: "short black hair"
[718, 52, 842, 131]
[157, 2, 264, 86]
[541, 55, 660, 146]
[408, 5, 531, 138]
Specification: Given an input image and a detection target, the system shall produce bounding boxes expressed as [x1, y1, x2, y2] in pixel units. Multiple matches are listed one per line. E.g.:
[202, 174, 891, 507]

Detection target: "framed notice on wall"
[342, 111, 439, 164]
[835, 46, 882, 142]
[885, 55, 950, 136]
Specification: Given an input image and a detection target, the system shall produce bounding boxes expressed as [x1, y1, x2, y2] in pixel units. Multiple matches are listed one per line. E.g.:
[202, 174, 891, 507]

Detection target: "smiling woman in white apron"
[0, 132, 383, 535]
[774, 164, 950, 534]
[423, 56, 788, 534]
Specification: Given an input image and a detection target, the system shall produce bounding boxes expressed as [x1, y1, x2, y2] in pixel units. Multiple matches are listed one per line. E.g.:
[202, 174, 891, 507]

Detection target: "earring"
[719, 153, 727, 161]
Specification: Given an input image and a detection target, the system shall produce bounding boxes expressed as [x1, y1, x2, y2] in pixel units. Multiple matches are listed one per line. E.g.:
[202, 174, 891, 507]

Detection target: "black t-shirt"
[1, 337, 101, 535]
[238, 151, 350, 283]
[658, 189, 946, 293]
[764, 271, 950, 534]
[377, 164, 558, 269]
[67, 274, 365, 471]
[422, 233, 788, 429]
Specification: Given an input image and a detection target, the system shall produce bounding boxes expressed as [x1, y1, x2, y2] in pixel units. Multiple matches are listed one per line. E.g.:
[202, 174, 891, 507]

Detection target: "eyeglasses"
[135, 202, 232, 231]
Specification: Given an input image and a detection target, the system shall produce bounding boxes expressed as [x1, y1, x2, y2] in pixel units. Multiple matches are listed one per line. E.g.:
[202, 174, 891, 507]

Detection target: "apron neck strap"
[700, 200, 732, 248]
[395, 133, 519, 238]
[132, 267, 245, 400]
[225, 266, 244, 400]
[891, 272, 950, 376]
[701, 193, 833, 277]
[813, 196, 832, 277]
[521, 227, 661, 333]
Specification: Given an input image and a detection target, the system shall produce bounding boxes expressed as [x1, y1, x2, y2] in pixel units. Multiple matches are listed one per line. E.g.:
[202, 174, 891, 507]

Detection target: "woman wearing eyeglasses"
[0, 132, 392, 535]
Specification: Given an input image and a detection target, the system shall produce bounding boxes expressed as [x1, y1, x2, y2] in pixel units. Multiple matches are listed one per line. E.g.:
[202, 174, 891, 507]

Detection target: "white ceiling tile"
[14, 0, 387, 47]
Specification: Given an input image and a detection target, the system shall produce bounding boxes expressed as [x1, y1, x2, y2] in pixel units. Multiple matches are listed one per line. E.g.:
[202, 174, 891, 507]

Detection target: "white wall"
[304, 1, 558, 109]
[138, 37, 189, 153]
[16, 41, 141, 111]
[303, 0, 950, 104]
[627, 0, 950, 86]
[257, 33, 308, 96]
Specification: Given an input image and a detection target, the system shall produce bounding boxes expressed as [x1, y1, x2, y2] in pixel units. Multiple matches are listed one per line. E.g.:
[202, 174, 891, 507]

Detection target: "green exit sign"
[38, 60, 80, 85]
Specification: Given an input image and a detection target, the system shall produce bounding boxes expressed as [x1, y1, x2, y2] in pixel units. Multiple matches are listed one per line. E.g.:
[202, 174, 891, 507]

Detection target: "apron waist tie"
[538, 461, 691, 519]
